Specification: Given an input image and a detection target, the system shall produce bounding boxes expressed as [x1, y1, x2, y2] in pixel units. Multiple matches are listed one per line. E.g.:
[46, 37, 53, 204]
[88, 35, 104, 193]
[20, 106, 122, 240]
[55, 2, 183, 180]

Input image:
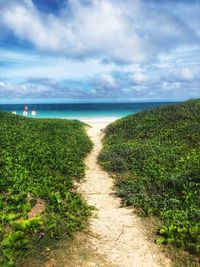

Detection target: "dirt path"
[78, 122, 171, 267]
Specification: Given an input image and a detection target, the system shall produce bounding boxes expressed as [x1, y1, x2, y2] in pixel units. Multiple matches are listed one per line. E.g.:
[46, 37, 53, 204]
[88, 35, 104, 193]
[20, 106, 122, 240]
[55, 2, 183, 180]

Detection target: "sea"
[0, 102, 177, 120]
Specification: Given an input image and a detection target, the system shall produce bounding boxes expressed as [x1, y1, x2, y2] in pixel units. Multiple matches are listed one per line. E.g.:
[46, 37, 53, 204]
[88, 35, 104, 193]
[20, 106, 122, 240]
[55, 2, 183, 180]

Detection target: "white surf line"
[79, 122, 171, 267]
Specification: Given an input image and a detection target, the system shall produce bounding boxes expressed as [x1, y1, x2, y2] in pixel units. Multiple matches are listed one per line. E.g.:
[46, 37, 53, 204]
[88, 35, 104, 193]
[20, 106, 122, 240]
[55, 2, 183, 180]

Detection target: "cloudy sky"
[0, 0, 200, 103]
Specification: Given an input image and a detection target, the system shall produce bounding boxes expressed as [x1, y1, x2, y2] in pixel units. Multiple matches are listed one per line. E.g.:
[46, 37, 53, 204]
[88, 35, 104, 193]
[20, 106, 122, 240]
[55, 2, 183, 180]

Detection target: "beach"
[79, 117, 118, 129]
[2, 101, 197, 266]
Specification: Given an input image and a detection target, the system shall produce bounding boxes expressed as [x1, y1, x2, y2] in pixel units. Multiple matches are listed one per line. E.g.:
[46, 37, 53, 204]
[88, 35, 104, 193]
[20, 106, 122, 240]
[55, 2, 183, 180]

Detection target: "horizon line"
[0, 99, 186, 105]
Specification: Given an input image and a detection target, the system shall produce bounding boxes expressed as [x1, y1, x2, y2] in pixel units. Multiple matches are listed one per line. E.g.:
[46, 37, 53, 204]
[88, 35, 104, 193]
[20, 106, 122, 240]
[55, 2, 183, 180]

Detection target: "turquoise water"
[0, 102, 177, 119]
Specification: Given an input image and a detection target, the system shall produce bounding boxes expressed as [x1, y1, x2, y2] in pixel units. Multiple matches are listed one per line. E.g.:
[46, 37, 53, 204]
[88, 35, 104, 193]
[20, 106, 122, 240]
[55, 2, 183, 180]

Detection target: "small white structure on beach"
[23, 111, 28, 116]
[32, 110, 36, 116]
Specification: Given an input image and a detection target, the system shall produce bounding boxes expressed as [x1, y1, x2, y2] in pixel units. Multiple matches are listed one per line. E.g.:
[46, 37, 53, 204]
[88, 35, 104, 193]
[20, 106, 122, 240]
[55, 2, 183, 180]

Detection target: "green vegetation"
[0, 112, 92, 266]
[99, 99, 200, 256]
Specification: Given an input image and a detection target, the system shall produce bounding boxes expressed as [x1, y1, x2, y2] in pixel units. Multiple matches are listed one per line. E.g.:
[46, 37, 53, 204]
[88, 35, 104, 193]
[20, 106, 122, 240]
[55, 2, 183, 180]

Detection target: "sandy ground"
[78, 119, 171, 267]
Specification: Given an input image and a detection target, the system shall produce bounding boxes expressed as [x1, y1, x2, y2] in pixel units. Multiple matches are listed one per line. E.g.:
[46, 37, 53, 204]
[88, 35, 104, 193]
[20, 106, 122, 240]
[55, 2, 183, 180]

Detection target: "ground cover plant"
[99, 99, 200, 256]
[0, 112, 92, 266]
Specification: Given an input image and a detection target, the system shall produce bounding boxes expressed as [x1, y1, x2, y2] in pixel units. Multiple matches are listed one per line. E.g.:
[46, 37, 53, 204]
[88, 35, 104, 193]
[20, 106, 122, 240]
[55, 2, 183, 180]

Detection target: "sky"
[0, 0, 200, 103]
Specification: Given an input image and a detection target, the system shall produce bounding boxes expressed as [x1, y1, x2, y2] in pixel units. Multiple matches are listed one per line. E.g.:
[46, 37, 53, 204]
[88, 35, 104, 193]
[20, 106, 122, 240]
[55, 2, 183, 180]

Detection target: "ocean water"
[0, 102, 176, 120]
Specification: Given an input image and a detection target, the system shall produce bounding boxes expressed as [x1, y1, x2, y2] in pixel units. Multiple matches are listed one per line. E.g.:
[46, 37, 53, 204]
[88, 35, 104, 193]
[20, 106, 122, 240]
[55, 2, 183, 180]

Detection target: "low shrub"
[0, 112, 92, 266]
[99, 99, 200, 255]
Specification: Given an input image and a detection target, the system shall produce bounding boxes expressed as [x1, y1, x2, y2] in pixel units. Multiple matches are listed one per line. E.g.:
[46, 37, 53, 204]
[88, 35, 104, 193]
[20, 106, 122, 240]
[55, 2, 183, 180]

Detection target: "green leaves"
[1, 237, 11, 248]
[2, 249, 13, 260]
[1, 231, 28, 265]
[1, 232, 26, 249]
[53, 192, 62, 204]
[9, 231, 25, 244]
[156, 236, 166, 245]
[100, 99, 200, 255]
[0, 113, 92, 265]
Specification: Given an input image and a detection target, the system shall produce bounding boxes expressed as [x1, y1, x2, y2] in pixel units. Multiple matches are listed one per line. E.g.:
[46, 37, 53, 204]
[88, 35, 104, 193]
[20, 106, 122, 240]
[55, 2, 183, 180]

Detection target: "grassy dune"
[99, 99, 200, 256]
[0, 112, 92, 266]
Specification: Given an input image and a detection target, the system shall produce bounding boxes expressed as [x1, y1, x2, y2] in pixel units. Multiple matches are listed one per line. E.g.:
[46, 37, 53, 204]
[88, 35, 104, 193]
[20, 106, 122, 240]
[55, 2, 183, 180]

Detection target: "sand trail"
[78, 121, 171, 267]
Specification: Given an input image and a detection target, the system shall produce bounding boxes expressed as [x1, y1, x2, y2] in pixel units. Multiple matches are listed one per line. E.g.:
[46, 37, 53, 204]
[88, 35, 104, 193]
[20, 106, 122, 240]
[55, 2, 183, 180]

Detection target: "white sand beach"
[65, 117, 119, 125]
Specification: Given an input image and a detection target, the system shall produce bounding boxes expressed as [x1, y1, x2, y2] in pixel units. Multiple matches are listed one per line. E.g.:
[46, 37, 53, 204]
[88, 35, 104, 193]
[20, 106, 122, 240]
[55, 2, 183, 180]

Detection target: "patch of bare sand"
[78, 120, 172, 267]
[28, 198, 45, 219]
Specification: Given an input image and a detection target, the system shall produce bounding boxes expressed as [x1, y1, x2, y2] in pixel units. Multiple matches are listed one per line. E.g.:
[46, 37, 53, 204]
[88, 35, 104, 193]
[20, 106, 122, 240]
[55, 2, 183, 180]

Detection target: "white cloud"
[0, 0, 200, 101]
[0, 0, 198, 64]
[177, 67, 194, 81]
[99, 74, 117, 88]
[0, 81, 6, 87]
[131, 72, 146, 84]
[0, 48, 144, 81]
[162, 66, 196, 83]
[0, 0, 144, 63]
[0, 49, 117, 80]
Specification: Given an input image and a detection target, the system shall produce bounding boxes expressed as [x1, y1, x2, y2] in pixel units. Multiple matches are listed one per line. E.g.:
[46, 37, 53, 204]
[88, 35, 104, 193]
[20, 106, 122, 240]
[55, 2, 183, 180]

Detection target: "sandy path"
[79, 121, 171, 267]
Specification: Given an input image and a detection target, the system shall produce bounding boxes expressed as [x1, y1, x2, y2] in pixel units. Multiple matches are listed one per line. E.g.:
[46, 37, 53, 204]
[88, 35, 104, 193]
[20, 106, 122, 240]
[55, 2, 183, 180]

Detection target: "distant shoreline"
[0, 102, 177, 120]
[67, 117, 119, 124]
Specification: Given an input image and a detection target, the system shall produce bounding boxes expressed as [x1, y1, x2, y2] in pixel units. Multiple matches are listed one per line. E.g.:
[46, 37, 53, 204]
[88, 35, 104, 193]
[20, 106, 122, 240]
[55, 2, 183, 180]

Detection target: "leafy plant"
[99, 99, 200, 256]
[0, 112, 92, 265]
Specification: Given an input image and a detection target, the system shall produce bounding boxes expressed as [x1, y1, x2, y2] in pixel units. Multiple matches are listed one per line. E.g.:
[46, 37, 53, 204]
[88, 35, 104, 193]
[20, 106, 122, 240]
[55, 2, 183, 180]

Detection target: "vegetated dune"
[99, 99, 200, 256]
[0, 112, 92, 266]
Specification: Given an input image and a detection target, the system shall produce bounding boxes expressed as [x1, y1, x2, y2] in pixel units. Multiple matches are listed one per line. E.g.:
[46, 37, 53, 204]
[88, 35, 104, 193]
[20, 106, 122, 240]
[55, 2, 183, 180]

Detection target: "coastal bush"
[99, 99, 200, 255]
[0, 112, 92, 266]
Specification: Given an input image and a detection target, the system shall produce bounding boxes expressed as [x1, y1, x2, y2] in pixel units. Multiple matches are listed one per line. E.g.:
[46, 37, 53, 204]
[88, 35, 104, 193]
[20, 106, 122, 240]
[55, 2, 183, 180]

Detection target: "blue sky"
[0, 0, 200, 103]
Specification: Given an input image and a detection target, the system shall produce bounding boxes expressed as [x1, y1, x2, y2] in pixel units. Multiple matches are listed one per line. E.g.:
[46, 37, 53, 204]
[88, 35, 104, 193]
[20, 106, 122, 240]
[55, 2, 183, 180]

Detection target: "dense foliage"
[0, 112, 92, 266]
[99, 99, 200, 255]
